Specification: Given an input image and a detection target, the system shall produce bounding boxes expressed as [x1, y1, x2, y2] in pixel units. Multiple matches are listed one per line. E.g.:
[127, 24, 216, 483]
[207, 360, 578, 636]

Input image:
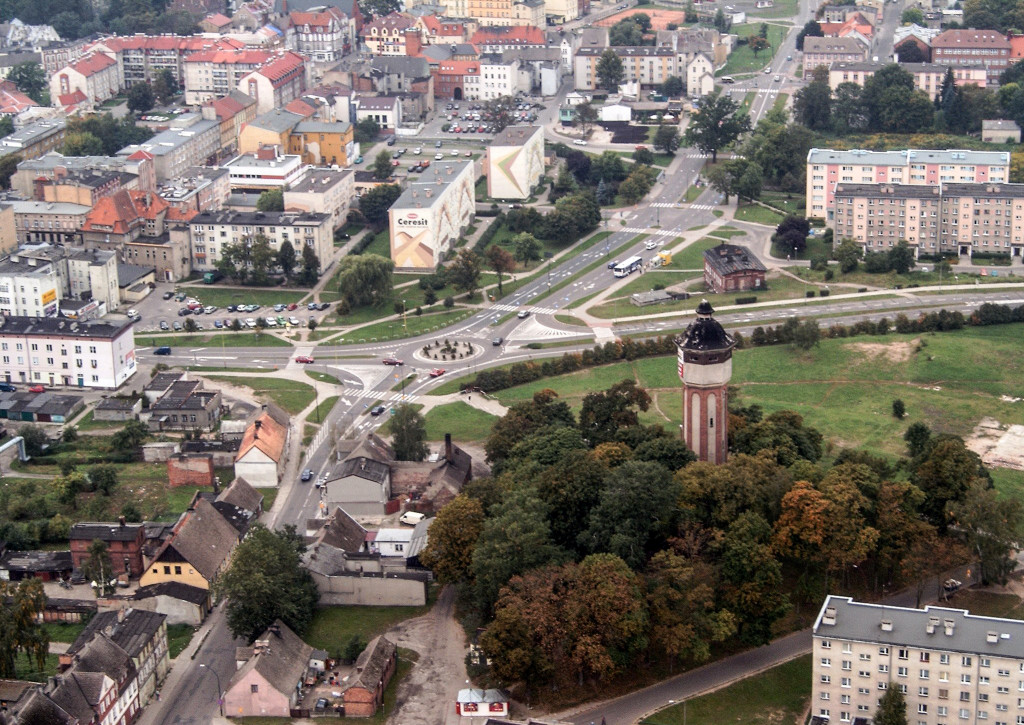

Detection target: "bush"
[443, 296, 455, 308]
[806, 290, 816, 298]
[820, 289, 830, 297]
[810, 256, 828, 271]
[736, 296, 758, 304]
[892, 399, 906, 419]
[824, 269, 834, 281]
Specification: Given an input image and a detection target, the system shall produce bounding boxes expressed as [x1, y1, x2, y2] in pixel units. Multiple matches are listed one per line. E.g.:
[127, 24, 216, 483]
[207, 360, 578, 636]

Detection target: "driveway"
[386, 586, 468, 725]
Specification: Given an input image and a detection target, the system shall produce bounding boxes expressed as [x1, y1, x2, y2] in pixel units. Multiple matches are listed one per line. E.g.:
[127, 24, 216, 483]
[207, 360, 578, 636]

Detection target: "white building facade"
[388, 160, 475, 270]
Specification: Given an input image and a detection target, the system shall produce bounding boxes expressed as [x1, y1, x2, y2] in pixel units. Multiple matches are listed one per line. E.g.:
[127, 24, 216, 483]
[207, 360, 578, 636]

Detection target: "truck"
[203, 270, 223, 284]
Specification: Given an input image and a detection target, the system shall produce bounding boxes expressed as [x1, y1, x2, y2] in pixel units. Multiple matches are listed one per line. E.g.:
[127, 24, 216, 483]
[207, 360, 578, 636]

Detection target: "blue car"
[214, 319, 223, 328]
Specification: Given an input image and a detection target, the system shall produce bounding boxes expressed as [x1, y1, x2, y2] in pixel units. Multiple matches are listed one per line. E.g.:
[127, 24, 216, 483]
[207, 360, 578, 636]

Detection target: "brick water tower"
[676, 300, 735, 464]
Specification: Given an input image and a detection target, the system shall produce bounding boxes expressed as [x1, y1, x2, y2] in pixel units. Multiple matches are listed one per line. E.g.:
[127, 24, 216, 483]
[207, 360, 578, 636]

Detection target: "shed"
[599, 103, 631, 122]
[703, 243, 767, 294]
[92, 397, 142, 422]
[982, 119, 1021, 144]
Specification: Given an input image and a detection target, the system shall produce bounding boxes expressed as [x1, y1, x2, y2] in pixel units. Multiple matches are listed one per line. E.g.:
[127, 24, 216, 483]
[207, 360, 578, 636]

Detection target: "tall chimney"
[119, 516, 126, 527]
[445, 433, 453, 464]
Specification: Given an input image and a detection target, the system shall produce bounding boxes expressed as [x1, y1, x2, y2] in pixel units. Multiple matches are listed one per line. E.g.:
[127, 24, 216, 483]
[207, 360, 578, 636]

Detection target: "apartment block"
[802, 36, 868, 71]
[827, 61, 988, 93]
[283, 168, 355, 231]
[0, 119, 67, 161]
[813, 595, 1024, 725]
[931, 29, 1010, 86]
[0, 248, 63, 317]
[574, 46, 675, 90]
[86, 34, 245, 89]
[832, 181, 1024, 259]
[806, 148, 1010, 219]
[116, 113, 221, 182]
[186, 209, 332, 273]
[183, 49, 275, 105]
[10, 200, 90, 245]
[237, 51, 307, 115]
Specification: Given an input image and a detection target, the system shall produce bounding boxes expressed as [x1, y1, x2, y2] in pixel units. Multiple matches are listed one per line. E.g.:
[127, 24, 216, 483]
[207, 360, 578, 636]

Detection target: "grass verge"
[205, 376, 315, 415]
[167, 623, 196, 659]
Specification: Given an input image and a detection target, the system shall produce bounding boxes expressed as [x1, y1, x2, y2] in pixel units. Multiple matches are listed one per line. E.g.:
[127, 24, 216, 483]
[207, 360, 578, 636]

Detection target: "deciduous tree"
[485, 245, 515, 296]
[336, 254, 394, 308]
[390, 404, 428, 461]
[358, 183, 401, 227]
[218, 524, 319, 642]
[683, 96, 750, 162]
[275, 239, 296, 278]
[0, 578, 48, 678]
[256, 188, 284, 212]
[596, 49, 625, 92]
[948, 480, 1022, 585]
[127, 82, 155, 114]
[419, 495, 485, 584]
[579, 379, 651, 446]
[875, 683, 909, 725]
[448, 248, 482, 296]
[513, 232, 542, 267]
[373, 150, 393, 181]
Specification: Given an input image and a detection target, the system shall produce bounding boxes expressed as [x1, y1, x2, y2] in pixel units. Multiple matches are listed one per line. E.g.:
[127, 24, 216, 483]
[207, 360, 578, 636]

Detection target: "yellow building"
[239, 110, 354, 167]
[139, 498, 241, 591]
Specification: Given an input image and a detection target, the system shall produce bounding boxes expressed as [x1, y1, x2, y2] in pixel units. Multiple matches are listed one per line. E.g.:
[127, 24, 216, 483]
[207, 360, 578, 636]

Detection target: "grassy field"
[641, 655, 811, 725]
[733, 203, 784, 225]
[490, 325, 1024, 461]
[43, 621, 87, 643]
[422, 402, 499, 442]
[305, 370, 341, 385]
[772, 92, 789, 113]
[339, 308, 473, 344]
[943, 591, 1024, 619]
[749, 0, 797, 17]
[309, 396, 339, 424]
[306, 597, 434, 658]
[167, 623, 196, 659]
[671, 237, 727, 270]
[759, 190, 804, 215]
[790, 264, 1017, 288]
[137, 332, 292, 349]
[718, 23, 786, 77]
[206, 376, 315, 415]
[173, 287, 306, 308]
[684, 185, 703, 203]
[15, 653, 60, 682]
[613, 270, 700, 298]
[770, 234, 832, 262]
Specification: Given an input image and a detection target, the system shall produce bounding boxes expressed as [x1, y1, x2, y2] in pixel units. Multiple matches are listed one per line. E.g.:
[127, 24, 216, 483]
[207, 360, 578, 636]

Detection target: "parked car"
[354, 156, 363, 164]
[154, 347, 172, 356]
[400, 511, 426, 526]
[573, 139, 587, 146]
[274, 303, 286, 312]
[318, 302, 331, 311]
[28, 384, 45, 393]
[0, 382, 15, 392]
[213, 320, 223, 328]
[162, 291, 174, 300]
[287, 302, 298, 311]
[159, 321, 169, 330]
[386, 136, 397, 146]
[173, 321, 183, 331]
[289, 317, 300, 326]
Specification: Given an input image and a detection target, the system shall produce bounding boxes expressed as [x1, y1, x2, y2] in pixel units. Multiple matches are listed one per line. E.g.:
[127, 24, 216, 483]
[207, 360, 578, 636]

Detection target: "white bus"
[613, 255, 643, 277]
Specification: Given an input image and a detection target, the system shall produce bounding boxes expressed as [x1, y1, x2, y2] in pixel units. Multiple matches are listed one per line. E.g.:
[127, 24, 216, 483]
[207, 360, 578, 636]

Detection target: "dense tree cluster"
[0, 0, 198, 40]
[420, 334, 1021, 691]
[62, 114, 153, 157]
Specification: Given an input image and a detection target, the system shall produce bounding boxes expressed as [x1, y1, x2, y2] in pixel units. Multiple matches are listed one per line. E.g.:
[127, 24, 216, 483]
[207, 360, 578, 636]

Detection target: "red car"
[287, 303, 298, 311]
[295, 356, 315, 364]
[28, 384, 45, 393]
[382, 357, 404, 366]
[429, 368, 446, 378]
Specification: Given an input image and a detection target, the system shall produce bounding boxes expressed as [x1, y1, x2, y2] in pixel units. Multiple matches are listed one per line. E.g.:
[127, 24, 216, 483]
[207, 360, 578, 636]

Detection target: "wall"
[167, 453, 215, 488]
[103, 594, 207, 626]
[235, 450, 280, 488]
[223, 671, 291, 718]
[139, 558, 211, 590]
[310, 571, 427, 606]
[142, 442, 178, 462]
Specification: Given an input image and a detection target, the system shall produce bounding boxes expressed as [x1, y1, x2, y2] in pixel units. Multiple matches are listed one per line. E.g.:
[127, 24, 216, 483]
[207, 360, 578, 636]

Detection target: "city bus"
[613, 255, 643, 277]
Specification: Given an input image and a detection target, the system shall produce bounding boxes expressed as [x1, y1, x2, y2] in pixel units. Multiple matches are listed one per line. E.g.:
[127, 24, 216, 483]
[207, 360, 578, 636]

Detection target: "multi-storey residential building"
[86, 34, 245, 89]
[469, 24, 546, 53]
[353, 96, 402, 130]
[284, 167, 355, 231]
[50, 53, 122, 111]
[832, 181, 1024, 259]
[389, 160, 475, 270]
[41, 37, 93, 76]
[223, 146, 308, 191]
[544, 0, 581, 23]
[802, 36, 868, 71]
[470, 54, 522, 100]
[80, 190, 171, 248]
[286, 120, 354, 167]
[0, 315, 137, 388]
[416, 15, 474, 45]
[0, 248, 63, 317]
[70, 522, 147, 579]
[182, 48, 274, 105]
[931, 29, 1010, 86]
[116, 113, 221, 182]
[832, 183, 941, 253]
[813, 594, 1024, 725]
[200, 90, 259, 157]
[124, 228, 193, 282]
[157, 167, 231, 217]
[10, 200, 90, 245]
[67, 248, 120, 311]
[13, 152, 157, 198]
[486, 125, 543, 200]
[288, 6, 354, 61]
[827, 61, 989, 93]
[362, 12, 416, 55]
[187, 209, 332, 273]
[36, 169, 134, 207]
[238, 51, 307, 114]
[0, 119, 66, 161]
[805, 148, 1010, 219]
[574, 46, 675, 90]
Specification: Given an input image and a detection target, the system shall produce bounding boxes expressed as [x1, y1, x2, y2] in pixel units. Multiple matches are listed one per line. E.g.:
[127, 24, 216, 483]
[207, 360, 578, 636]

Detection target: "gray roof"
[806, 147, 1010, 166]
[153, 497, 240, 582]
[315, 507, 367, 552]
[491, 125, 541, 147]
[0, 315, 132, 339]
[247, 108, 303, 133]
[132, 580, 209, 605]
[833, 182, 941, 199]
[190, 209, 330, 227]
[983, 119, 1021, 131]
[391, 160, 472, 210]
[350, 635, 396, 693]
[287, 167, 352, 193]
[815, 595, 1024, 659]
[370, 55, 430, 78]
[216, 476, 264, 514]
[8, 200, 90, 216]
[68, 609, 166, 659]
[94, 397, 139, 411]
[942, 182, 1024, 198]
[803, 36, 868, 53]
[145, 371, 184, 391]
[0, 391, 84, 418]
[227, 620, 312, 697]
[339, 456, 390, 484]
[293, 120, 352, 134]
[69, 521, 144, 542]
[0, 549, 72, 573]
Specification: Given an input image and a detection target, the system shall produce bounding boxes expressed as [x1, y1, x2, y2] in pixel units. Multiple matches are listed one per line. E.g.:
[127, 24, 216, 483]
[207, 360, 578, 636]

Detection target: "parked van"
[400, 511, 426, 526]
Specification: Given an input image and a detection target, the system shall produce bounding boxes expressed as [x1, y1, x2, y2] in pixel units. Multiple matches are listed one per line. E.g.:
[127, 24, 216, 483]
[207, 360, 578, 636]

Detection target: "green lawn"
[671, 237, 723, 270]
[684, 185, 703, 203]
[717, 23, 786, 77]
[789, 264, 1014, 288]
[206, 376, 315, 415]
[733, 203, 784, 225]
[15, 653, 60, 682]
[339, 309, 473, 344]
[306, 598, 434, 659]
[43, 621, 87, 643]
[759, 191, 804, 216]
[489, 325, 1024, 460]
[308, 396, 339, 424]
[612, 270, 700, 298]
[422, 402, 499, 442]
[361, 228, 392, 258]
[748, 0, 797, 17]
[173, 288, 305, 308]
[167, 623, 196, 659]
[641, 655, 811, 725]
[137, 332, 291, 349]
[772, 92, 789, 113]
[942, 591, 1023, 619]
[770, 234, 831, 261]
[305, 370, 341, 385]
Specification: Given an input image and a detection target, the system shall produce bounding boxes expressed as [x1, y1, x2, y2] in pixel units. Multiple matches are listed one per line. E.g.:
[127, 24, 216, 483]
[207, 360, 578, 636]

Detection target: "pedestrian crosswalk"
[491, 303, 559, 315]
[622, 227, 676, 237]
[649, 201, 717, 211]
[341, 388, 418, 403]
[691, 203, 717, 210]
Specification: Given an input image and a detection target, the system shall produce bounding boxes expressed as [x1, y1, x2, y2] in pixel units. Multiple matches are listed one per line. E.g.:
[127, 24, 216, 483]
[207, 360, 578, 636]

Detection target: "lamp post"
[199, 664, 224, 717]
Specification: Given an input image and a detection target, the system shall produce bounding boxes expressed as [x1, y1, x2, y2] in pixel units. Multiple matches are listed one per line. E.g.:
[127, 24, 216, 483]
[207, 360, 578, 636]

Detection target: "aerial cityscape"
[0, 0, 1022, 721]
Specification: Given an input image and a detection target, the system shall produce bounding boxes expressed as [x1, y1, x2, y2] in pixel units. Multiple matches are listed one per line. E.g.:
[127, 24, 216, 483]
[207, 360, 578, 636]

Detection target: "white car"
[450, 149, 459, 156]
[644, 240, 657, 250]
[435, 152, 444, 160]
[288, 316, 300, 326]
[265, 316, 278, 327]
[400, 511, 426, 526]
[245, 318, 257, 328]
[573, 138, 588, 146]
[126, 308, 139, 319]
[413, 146, 422, 154]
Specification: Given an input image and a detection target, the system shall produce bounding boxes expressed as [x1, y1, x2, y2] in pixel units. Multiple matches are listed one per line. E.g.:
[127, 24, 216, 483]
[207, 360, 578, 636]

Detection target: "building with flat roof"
[67, 248, 120, 311]
[12, 152, 156, 198]
[802, 36, 868, 70]
[223, 146, 308, 191]
[283, 168, 355, 231]
[806, 148, 1010, 219]
[0, 118, 66, 160]
[827, 61, 988, 93]
[9, 200, 90, 245]
[388, 160, 474, 270]
[116, 114, 220, 182]
[0, 315, 136, 388]
[0, 247, 63, 317]
[932, 28, 1011, 86]
[982, 119, 1021, 144]
[813, 594, 1024, 725]
[186, 208, 332, 273]
[485, 125, 543, 200]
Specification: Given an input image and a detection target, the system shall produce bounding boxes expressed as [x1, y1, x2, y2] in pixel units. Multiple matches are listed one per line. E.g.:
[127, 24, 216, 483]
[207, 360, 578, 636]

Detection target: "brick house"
[703, 243, 767, 293]
[342, 636, 397, 717]
[69, 519, 146, 579]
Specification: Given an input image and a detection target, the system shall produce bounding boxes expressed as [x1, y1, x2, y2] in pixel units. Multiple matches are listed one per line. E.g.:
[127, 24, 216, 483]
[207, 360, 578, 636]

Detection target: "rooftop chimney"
[254, 419, 262, 439]
[119, 516, 126, 527]
[445, 432, 453, 464]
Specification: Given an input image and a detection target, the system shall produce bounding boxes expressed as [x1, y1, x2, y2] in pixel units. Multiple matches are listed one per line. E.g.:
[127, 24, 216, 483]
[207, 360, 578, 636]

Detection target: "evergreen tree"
[875, 685, 908, 725]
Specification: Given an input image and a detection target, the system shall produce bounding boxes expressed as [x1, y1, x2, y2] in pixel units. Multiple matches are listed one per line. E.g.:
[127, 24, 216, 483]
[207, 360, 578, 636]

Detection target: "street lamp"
[199, 664, 224, 716]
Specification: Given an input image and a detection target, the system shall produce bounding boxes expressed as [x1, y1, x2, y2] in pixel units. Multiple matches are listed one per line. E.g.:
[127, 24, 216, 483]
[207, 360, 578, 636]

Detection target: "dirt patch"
[595, 7, 689, 30]
[848, 339, 919, 364]
[966, 417, 1024, 471]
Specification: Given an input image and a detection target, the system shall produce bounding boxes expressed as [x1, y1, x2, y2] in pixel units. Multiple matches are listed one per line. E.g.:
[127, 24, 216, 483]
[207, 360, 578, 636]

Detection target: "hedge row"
[460, 303, 1024, 394]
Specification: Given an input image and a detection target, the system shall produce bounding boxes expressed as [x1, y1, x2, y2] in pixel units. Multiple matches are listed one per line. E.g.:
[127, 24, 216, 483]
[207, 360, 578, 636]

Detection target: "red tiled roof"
[365, 11, 414, 33]
[470, 25, 545, 45]
[166, 207, 198, 221]
[67, 52, 117, 77]
[933, 29, 1009, 48]
[236, 411, 287, 463]
[0, 81, 37, 114]
[81, 190, 169, 234]
[253, 52, 305, 82]
[204, 12, 232, 26]
[58, 89, 88, 111]
[436, 60, 478, 76]
[284, 98, 316, 116]
[127, 149, 154, 161]
[1011, 34, 1024, 59]
[290, 6, 345, 29]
